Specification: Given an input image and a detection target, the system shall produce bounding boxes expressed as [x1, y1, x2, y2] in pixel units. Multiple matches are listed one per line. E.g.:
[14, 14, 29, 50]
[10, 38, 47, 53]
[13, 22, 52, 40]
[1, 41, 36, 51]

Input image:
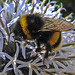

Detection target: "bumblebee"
[13, 13, 75, 62]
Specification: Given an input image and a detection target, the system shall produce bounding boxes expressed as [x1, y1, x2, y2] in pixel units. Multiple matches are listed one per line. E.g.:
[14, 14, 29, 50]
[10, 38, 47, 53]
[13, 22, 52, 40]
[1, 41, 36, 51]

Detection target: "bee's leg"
[43, 42, 52, 65]
[35, 39, 41, 54]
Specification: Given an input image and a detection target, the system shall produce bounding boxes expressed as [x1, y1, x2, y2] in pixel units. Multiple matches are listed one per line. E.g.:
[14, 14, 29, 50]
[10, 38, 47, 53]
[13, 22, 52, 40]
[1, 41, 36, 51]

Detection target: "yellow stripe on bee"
[53, 37, 62, 51]
[49, 32, 60, 45]
[20, 15, 32, 39]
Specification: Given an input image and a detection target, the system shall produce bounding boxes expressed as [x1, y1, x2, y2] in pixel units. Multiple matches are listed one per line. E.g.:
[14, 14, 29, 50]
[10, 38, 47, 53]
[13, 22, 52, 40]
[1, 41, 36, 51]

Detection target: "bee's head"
[12, 21, 27, 40]
[12, 14, 44, 40]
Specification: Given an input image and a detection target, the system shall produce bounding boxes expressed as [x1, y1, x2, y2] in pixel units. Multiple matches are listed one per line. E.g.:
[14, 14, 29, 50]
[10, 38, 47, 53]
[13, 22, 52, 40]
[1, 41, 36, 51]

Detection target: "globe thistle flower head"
[0, 0, 75, 75]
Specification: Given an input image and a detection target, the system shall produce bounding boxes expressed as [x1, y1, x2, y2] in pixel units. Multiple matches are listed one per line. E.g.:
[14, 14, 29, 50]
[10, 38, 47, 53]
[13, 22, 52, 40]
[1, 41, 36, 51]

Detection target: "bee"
[13, 13, 75, 63]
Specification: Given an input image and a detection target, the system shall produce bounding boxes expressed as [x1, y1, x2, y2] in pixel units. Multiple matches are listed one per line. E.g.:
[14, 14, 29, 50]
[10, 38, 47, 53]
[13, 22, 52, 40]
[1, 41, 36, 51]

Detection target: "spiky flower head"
[0, 0, 75, 75]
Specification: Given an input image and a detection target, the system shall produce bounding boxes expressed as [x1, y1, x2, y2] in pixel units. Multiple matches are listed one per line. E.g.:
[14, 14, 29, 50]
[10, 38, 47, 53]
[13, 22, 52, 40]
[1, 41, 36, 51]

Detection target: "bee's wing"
[39, 17, 75, 32]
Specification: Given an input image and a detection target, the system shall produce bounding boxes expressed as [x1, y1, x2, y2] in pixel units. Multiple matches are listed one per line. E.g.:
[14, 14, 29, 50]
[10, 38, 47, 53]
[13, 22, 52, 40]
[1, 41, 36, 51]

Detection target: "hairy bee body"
[13, 14, 62, 59]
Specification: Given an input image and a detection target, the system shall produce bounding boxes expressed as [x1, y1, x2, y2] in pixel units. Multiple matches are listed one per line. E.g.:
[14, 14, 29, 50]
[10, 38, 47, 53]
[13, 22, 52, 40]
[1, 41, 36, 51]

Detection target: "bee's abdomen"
[49, 32, 62, 51]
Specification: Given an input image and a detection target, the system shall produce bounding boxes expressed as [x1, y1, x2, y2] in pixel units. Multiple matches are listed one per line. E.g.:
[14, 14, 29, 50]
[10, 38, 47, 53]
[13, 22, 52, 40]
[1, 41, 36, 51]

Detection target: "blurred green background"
[51, 0, 75, 20]
[42, 0, 75, 20]
[29, 0, 75, 20]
